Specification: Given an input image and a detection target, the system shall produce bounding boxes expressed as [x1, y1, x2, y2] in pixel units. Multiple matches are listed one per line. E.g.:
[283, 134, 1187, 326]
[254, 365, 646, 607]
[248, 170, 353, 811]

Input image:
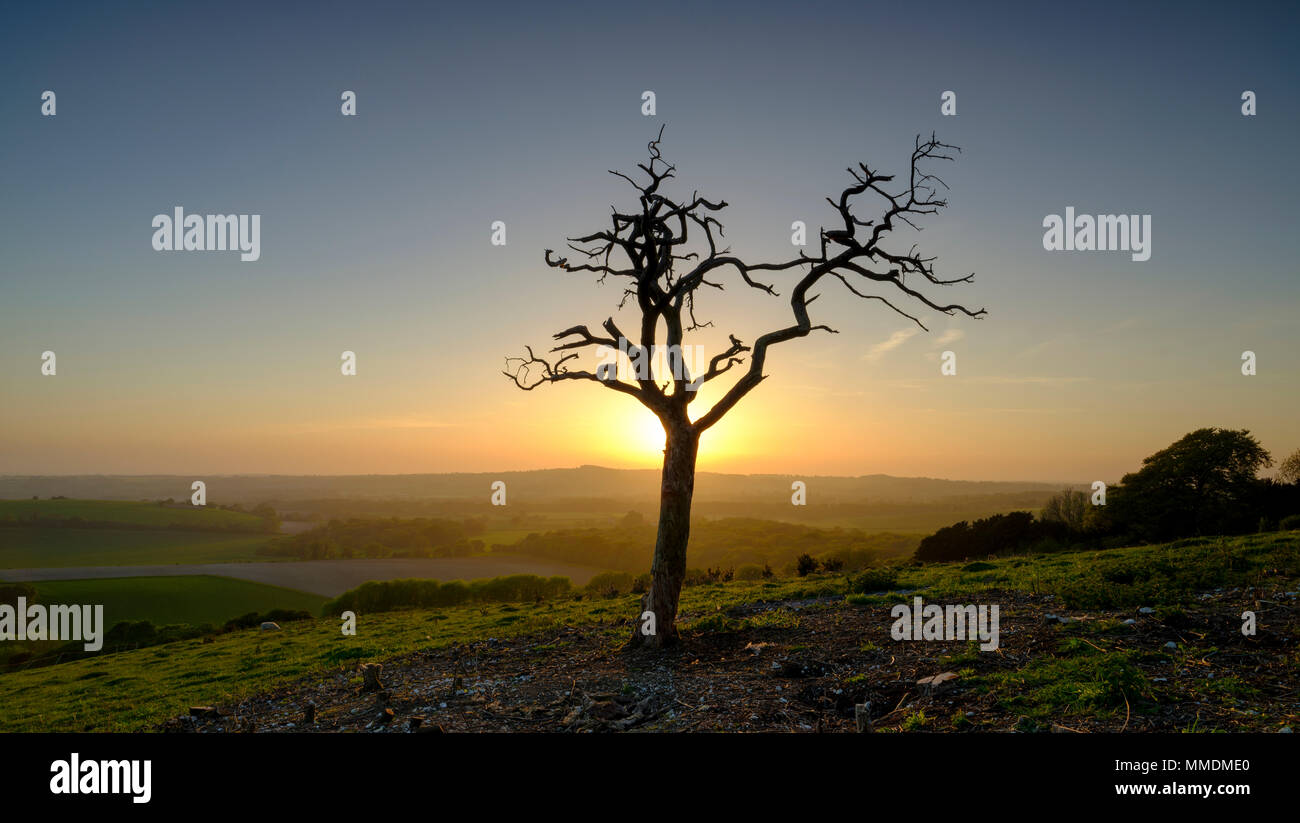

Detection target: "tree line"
[916, 428, 1300, 562]
[258, 516, 487, 559]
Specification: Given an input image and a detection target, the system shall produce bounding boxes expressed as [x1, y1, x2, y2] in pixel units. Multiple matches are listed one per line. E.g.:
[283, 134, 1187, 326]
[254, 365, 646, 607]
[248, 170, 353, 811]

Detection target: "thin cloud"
[863, 328, 919, 363]
[933, 328, 965, 347]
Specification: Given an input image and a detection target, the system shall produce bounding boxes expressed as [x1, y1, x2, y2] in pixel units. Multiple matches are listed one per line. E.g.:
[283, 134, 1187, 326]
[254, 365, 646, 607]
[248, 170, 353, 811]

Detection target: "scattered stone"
[917, 671, 959, 697]
[260, 621, 281, 631]
[1123, 619, 1137, 625]
[188, 706, 220, 719]
[1164, 641, 1178, 650]
[1279, 727, 1293, 734]
[1138, 607, 1155, 615]
[167, 715, 197, 732]
[774, 659, 831, 678]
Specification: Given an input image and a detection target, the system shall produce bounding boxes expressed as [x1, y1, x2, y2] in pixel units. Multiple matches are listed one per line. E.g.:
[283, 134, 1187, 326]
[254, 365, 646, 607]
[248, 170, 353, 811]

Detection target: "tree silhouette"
[505, 128, 985, 647]
[1111, 428, 1273, 541]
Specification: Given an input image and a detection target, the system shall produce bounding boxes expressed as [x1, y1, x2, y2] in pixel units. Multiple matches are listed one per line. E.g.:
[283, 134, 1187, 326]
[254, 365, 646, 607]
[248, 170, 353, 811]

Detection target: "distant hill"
[0, 467, 1078, 506]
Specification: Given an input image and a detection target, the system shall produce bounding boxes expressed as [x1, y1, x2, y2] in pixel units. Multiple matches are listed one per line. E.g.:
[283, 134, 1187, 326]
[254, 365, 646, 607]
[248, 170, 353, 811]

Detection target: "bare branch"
[506, 131, 984, 433]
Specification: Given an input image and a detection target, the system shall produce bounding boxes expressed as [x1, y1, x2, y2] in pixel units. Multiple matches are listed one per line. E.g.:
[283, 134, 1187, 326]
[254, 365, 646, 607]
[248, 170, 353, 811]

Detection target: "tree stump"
[854, 702, 873, 733]
[359, 663, 384, 693]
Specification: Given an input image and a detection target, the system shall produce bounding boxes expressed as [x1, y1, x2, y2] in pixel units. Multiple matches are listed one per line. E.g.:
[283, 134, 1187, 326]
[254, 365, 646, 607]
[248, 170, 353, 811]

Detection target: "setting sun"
[633, 411, 666, 457]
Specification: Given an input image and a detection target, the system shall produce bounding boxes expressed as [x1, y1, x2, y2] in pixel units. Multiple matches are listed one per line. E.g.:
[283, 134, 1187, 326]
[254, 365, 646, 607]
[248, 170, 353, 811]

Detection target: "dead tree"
[505, 128, 985, 647]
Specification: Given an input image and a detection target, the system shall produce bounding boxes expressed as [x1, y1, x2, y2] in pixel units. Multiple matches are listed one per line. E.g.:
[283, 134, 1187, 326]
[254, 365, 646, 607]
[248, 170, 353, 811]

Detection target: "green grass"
[0, 528, 273, 568]
[894, 531, 1300, 609]
[972, 649, 1151, 728]
[29, 576, 325, 626]
[0, 499, 267, 531]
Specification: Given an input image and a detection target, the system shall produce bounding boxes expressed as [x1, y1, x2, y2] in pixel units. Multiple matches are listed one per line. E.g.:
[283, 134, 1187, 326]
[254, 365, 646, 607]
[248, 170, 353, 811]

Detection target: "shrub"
[850, 567, 899, 593]
[1280, 514, 1300, 531]
[322, 574, 571, 616]
[795, 553, 818, 577]
[585, 570, 634, 598]
[223, 609, 313, 631]
[704, 566, 734, 583]
[0, 582, 36, 607]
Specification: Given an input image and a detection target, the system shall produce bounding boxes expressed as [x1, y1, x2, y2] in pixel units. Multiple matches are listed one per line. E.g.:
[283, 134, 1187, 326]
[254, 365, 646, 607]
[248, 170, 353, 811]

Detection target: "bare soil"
[160, 587, 1300, 733]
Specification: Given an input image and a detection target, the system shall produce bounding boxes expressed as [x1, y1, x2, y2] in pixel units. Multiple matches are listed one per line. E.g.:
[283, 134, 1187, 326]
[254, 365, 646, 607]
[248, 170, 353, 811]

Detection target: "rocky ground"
[160, 587, 1299, 733]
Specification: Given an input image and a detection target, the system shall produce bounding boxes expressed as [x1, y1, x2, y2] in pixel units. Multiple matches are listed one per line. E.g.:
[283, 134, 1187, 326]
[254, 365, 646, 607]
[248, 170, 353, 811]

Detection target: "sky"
[1, 0, 1298, 482]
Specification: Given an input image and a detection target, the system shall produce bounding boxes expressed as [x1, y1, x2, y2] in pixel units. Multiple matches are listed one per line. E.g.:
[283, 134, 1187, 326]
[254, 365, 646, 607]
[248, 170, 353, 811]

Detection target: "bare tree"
[505, 128, 985, 647]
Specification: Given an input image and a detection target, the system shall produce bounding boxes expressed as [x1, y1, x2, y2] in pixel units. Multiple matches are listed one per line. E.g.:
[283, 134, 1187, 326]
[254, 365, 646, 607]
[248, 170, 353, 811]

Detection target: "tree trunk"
[630, 420, 698, 648]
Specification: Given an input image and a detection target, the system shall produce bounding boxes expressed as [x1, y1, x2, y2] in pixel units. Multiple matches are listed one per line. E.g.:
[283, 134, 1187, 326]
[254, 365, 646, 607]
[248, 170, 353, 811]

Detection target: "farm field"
[0, 528, 274, 568]
[28, 575, 327, 626]
[0, 499, 270, 530]
[1, 554, 609, 596]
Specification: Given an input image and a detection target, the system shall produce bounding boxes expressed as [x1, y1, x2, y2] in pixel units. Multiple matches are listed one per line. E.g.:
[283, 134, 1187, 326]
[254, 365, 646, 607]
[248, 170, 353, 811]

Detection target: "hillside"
[2, 531, 1295, 733]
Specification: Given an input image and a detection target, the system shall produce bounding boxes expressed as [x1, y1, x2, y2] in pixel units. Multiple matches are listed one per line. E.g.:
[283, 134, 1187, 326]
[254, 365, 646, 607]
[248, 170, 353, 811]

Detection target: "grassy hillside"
[0, 499, 269, 531]
[0, 531, 1295, 733]
[0, 528, 273, 568]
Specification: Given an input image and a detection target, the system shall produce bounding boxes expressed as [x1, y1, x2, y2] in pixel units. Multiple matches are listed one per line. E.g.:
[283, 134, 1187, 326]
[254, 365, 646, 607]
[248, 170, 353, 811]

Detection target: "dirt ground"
[160, 588, 1300, 733]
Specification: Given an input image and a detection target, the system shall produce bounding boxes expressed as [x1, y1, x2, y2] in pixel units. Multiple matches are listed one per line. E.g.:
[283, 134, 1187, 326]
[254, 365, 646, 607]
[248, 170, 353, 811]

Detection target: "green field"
[0, 528, 272, 568]
[0, 499, 268, 531]
[27, 576, 326, 626]
[1, 531, 1295, 732]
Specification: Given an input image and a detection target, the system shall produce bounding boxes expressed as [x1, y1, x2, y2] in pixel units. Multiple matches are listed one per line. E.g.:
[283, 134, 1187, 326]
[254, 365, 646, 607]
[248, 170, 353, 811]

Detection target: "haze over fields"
[0, 468, 1069, 505]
